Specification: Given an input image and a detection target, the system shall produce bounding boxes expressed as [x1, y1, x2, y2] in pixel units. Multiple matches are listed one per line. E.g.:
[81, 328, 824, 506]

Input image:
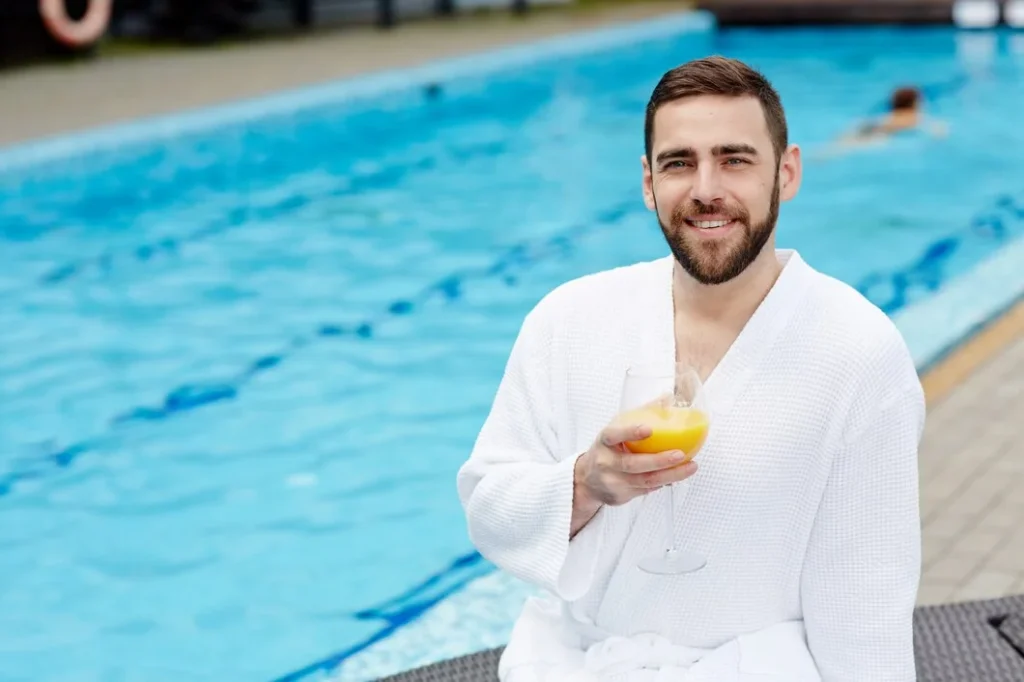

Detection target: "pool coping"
[917, 287, 1024, 406]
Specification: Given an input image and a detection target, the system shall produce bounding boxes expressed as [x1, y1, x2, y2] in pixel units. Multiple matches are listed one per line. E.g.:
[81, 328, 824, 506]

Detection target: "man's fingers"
[627, 461, 698, 489]
[600, 423, 652, 448]
[617, 449, 688, 474]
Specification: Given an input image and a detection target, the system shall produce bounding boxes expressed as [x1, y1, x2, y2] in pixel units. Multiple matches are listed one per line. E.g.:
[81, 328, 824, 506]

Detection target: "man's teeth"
[690, 219, 731, 229]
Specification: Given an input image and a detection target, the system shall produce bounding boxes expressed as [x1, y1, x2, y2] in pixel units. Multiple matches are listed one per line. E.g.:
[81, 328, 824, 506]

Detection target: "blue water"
[2, 18, 1024, 682]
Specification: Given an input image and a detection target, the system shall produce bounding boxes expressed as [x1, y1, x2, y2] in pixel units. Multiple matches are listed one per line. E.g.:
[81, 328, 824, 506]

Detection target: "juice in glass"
[620, 403, 709, 460]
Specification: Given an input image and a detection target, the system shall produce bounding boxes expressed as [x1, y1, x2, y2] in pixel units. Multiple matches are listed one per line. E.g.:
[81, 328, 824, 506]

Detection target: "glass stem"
[665, 483, 678, 553]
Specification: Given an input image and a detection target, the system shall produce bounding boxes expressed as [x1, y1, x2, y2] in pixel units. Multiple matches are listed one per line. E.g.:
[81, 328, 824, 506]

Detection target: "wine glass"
[618, 361, 710, 575]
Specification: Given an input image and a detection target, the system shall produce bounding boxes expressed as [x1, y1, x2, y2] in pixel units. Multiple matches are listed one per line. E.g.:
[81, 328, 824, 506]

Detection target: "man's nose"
[690, 166, 725, 206]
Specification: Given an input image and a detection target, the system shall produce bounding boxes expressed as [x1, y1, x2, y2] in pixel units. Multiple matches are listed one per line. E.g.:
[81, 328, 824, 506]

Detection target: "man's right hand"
[570, 421, 698, 536]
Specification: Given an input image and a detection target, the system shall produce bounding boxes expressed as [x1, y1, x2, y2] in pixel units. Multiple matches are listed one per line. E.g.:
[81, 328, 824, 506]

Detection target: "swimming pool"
[2, 11, 1024, 682]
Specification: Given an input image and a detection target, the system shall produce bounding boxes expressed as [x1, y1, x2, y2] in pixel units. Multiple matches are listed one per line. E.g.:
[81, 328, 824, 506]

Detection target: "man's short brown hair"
[644, 56, 788, 164]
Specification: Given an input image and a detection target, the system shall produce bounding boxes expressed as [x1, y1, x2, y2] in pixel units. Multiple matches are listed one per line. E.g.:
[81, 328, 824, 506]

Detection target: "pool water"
[2, 15, 1024, 682]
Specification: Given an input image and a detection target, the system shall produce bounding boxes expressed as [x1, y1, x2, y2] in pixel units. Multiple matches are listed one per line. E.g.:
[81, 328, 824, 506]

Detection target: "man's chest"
[674, 323, 737, 386]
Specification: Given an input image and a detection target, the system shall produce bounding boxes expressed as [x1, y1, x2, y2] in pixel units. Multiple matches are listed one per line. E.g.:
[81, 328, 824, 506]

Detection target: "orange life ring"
[39, 0, 112, 48]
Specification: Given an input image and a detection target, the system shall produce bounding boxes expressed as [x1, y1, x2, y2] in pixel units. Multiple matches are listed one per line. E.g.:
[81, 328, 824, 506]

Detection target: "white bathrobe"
[456, 249, 925, 681]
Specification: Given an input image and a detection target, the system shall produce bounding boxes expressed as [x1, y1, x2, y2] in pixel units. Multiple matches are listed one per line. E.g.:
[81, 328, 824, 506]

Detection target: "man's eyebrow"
[713, 144, 758, 156]
[655, 144, 760, 163]
[655, 147, 696, 163]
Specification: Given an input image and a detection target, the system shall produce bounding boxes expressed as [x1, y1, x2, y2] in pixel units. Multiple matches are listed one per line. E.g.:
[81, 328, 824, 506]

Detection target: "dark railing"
[291, 0, 315, 26]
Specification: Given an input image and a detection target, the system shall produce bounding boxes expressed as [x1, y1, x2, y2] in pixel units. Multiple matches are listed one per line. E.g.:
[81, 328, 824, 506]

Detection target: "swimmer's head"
[890, 87, 921, 112]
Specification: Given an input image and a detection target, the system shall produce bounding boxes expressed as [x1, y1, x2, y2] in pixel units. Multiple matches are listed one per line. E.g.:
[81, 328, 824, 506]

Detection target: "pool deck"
[2, 2, 1021, 610]
[918, 300, 1024, 605]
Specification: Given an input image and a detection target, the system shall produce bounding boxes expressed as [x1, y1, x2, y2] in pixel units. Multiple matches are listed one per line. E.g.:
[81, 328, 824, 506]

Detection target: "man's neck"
[672, 246, 784, 330]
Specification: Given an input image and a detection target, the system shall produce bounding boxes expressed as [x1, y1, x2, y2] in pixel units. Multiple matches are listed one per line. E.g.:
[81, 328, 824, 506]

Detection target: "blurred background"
[1, 1, 1023, 681]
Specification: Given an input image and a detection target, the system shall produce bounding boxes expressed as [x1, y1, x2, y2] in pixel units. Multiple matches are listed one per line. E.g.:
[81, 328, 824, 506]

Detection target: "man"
[457, 56, 924, 681]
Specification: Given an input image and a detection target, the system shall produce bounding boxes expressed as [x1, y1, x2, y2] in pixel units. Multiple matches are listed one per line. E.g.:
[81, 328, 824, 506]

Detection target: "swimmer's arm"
[927, 119, 949, 137]
[808, 135, 876, 161]
[913, 113, 948, 137]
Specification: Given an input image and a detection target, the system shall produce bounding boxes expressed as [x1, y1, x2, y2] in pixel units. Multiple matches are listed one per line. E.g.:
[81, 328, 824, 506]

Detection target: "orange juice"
[620, 405, 709, 459]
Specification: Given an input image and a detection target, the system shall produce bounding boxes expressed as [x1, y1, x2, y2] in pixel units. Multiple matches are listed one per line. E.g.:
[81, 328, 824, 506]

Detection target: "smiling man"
[457, 56, 925, 681]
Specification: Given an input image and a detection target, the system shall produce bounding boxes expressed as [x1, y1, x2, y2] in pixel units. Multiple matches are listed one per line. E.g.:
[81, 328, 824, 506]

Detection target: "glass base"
[637, 548, 706, 575]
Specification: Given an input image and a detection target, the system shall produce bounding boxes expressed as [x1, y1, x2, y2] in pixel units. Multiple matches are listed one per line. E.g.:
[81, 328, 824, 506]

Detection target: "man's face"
[641, 94, 801, 285]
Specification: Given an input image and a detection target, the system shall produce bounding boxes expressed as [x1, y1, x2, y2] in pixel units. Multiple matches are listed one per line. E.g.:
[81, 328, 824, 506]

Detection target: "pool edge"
[895, 233, 1024, 396]
[918, 297, 1024, 407]
[0, 10, 715, 174]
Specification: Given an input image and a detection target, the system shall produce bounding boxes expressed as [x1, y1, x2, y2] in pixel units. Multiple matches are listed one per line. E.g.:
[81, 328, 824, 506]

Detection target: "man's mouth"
[686, 219, 731, 229]
[683, 216, 738, 231]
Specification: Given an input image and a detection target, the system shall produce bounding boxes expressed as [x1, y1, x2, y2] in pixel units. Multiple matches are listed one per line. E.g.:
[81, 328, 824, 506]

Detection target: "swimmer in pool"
[850, 87, 947, 139]
[815, 86, 948, 158]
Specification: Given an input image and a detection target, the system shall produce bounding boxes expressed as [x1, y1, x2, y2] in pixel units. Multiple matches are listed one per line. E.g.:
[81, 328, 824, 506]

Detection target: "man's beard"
[657, 174, 780, 286]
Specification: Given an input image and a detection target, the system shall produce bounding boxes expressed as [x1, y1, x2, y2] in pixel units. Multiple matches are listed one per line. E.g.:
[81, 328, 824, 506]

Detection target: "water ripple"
[85, 552, 220, 581]
[31, 140, 508, 288]
[68, 487, 225, 518]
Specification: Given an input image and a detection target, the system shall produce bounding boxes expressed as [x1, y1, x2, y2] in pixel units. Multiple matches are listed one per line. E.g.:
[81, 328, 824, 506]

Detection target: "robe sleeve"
[455, 303, 607, 602]
[800, 339, 926, 681]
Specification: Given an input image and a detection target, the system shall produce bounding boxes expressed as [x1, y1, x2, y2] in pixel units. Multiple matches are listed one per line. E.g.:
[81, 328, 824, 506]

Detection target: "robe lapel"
[695, 249, 812, 422]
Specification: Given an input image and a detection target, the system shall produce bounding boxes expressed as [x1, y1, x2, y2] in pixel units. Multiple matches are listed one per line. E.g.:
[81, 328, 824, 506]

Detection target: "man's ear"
[641, 154, 656, 212]
[778, 144, 802, 203]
